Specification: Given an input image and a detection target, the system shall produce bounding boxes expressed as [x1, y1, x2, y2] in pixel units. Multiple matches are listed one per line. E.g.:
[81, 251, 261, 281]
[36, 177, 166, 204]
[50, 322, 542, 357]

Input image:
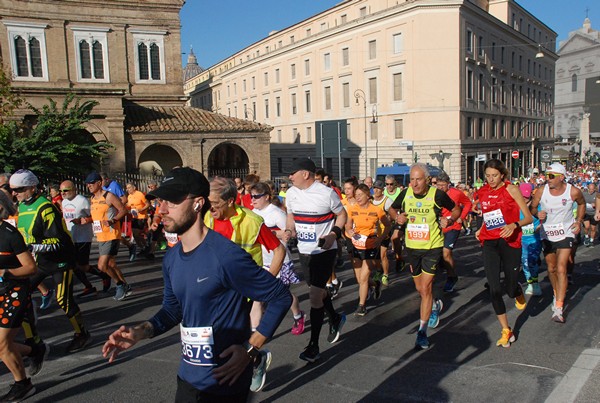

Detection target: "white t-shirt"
[285, 181, 344, 255]
[540, 183, 575, 242]
[62, 194, 93, 243]
[372, 195, 393, 213]
[253, 203, 292, 266]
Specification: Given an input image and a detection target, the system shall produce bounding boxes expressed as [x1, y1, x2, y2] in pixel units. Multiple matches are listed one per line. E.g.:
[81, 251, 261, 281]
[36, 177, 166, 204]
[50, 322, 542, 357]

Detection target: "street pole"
[354, 89, 367, 178]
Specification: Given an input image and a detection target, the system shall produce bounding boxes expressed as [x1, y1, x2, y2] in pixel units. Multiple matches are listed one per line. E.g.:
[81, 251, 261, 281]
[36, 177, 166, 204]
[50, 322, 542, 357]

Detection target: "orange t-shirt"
[347, 203, 386, 250]
[127, 190, 148, 219]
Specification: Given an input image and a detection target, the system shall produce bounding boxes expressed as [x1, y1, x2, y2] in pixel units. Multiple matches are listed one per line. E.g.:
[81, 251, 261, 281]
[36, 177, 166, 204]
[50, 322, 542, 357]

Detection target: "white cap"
[9, 169, 39, 187]
[546, 163, 567, 176]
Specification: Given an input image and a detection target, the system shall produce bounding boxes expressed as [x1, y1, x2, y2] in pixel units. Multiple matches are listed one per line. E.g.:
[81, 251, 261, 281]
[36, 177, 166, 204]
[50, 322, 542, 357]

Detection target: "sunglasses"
[547, 173, 562, 179]
[60, 188, 73, 193]
[251, 193, 267, 199]
[385, 183, 395, 186]
[11, 187, 28, 193]
[431, 181, 438, 185]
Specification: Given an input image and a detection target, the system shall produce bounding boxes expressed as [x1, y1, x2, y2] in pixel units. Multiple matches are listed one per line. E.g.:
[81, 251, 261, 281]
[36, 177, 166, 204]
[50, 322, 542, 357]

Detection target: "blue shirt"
[103, 180, 124, 197]
[148, 229, 291, 395]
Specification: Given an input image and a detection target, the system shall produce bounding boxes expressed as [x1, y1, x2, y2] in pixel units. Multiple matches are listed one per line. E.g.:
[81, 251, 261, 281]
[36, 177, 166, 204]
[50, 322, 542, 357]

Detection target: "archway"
[138, 144, 183, 175]
[207, 142, 249, 178]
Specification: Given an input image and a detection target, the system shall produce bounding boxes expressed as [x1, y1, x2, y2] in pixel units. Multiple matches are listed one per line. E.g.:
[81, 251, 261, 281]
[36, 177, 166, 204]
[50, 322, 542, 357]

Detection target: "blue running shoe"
[415, 330, 430, 350]
[40, 289, 55, 310]
[327, 314, 346, 343]
[428, 299, 444, 328]
[250, 349, 272, 392]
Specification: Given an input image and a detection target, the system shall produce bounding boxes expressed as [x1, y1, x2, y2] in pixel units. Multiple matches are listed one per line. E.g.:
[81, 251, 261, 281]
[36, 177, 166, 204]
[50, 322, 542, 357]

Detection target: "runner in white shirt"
[282, 158, 347, 363]
[251, 182, 305, 336]
[529, 163, 585, 323]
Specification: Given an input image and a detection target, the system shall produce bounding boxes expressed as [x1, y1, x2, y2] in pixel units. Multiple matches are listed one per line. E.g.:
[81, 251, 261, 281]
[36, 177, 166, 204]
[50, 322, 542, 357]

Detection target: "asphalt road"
[1, 233, 599, 402]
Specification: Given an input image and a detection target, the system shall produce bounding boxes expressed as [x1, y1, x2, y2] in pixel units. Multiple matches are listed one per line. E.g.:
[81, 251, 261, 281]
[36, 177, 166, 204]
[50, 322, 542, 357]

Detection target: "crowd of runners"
[0, 158, 598, 401]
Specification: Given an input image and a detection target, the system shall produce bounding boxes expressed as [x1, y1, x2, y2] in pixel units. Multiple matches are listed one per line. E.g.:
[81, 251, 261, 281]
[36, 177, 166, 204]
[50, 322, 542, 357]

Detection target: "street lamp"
[371, 105, 378, 171]
[354, 89, 368, 177]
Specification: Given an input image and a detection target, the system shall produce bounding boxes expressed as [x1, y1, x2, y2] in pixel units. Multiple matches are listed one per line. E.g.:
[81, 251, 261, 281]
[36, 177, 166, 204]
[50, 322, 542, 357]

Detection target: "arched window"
[571, 74, 577, 92]
[138, 42, 149, 80]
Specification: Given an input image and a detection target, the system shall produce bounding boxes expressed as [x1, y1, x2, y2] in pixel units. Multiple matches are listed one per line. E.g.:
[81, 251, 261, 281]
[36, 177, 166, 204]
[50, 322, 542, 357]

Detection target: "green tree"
[0, 67, 22, 123]
[0, 93, 113, 175]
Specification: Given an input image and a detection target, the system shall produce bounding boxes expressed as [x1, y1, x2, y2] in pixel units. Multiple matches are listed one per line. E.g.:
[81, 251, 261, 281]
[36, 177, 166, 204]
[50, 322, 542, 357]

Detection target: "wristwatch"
[242, 341, 260, 361]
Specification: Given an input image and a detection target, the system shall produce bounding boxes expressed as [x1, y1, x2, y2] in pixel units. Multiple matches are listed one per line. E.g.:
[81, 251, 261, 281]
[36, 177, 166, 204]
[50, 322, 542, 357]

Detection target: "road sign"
[541, 150, 552, 162]
[512, 150, 519, 159]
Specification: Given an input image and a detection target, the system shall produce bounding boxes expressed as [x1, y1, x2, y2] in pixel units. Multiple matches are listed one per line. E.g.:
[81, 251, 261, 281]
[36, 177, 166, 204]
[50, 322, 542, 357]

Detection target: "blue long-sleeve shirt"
[148, 229, 291, 395]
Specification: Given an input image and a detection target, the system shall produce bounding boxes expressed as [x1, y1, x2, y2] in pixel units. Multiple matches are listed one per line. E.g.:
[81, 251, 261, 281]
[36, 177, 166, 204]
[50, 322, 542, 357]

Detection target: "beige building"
[553, 17, 600, 165]
[1, 0, 271, 178]
[185, 0, 557, 182]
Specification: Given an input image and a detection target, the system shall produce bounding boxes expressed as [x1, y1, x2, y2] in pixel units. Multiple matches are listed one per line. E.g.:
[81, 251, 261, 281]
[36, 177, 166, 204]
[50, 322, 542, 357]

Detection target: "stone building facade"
[1, 0, 271, 178]
[185, 0, 557, 182]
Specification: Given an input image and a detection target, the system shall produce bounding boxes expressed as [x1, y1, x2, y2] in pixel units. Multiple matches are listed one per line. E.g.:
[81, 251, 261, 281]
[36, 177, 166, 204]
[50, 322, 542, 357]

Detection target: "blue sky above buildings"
[181, 0, 599, 69]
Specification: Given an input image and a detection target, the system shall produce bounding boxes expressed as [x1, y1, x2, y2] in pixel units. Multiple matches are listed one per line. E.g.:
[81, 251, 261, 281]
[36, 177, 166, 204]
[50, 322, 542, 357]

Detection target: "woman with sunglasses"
[250, 182, 304, 335]
[0, 190, 43, 401]
[475, 159, 532, 348]
[345, 184, 391, 316]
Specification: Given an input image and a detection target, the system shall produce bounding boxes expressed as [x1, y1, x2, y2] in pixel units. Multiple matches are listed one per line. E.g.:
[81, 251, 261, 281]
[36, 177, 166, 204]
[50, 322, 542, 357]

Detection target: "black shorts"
[349, 246, 381, 261]
[175, 376, 249, 403]
[0, 282, 32, 329]
[443, 229, 461, 250]
[74, 242, 91, 266]
[542, 238, 575, 255]
[584, 214, 598, 225]
[298, 249, 336, 289]
[405, 247, 442, 277]
[380, 238, 391, 248]
[131, 218, 147, 230]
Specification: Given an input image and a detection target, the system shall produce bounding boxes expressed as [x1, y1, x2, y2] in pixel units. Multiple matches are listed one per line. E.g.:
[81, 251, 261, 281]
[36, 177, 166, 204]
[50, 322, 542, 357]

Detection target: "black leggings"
[482, 239, 522, 315]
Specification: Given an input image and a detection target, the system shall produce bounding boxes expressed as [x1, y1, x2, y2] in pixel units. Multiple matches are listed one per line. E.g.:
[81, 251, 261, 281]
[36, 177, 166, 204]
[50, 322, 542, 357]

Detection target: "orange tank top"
[90, 193, 121, 242]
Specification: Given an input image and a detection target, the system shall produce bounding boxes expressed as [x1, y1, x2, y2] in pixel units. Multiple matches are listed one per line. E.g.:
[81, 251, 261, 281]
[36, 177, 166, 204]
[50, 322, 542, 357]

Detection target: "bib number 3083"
[180, 325, 215, 366]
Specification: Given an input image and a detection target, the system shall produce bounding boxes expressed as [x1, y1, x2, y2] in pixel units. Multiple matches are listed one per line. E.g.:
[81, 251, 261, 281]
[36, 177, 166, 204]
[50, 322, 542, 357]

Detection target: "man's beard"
[165, 209, 197, 235]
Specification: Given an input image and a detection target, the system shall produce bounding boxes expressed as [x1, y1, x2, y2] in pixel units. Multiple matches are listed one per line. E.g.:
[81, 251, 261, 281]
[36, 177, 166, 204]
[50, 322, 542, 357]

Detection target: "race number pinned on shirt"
[483, 209, 506, 230]
[165, 232, 179, 245]
[92, 220, 103, 233]
[351, 233, 368, 248]
[522, 223, 535, 237]
[296, 223, 317, 243]
[180, 325, 215, 366]
[544, 223, 566, 242]
[407, 224, 430, 241]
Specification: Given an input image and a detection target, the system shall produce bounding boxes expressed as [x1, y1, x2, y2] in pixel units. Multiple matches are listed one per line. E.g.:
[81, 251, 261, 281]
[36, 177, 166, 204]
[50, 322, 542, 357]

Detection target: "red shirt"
[476, 181, 522, 248]
[442, 188, 473, 233]
[240, 193, 254, 210]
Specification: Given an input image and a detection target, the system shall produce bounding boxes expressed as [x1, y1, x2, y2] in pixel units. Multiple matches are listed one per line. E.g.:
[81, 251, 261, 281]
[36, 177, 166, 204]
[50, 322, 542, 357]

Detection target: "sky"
[180, 0, 600, 69]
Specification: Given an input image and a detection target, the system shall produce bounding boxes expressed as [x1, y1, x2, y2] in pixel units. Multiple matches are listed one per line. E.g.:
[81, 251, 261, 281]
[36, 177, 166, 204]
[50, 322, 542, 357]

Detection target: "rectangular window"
[368, 40, 376, 59]
[277, 129, 282, 142]
[360, 6, 367, 17]
[491, 42, 496, 60]
[394, 119, 403, 139]
[500, 120, 505, 137]
[305, 90, 311, 113]
[478, 73, 484, 101]
[306, 28, 311, 37]
[342, 47, 349, 66]
[264, 72, 268, 86]
[501, 80, 506, 104]
[324, 86, 332, 110]
[275, 68, 280, 83]
[467, 70, 473, 99]
[466, 29, 473, 53]
[491, 119, 497, 138]
[342, 82, 350, 107]
[7, 22, 49, 81]
[478, 36, 484, 57]
[478, 118, 485, 137]
[306, 126, 312, 142]
[393, 73, 403, 101]
[320, 22, 327, 31]
[324, 53, 331, 71]
[369, 77, 377, 103]
[276, 96, 281, 117]
[243, 79, 247, 92]
[466, 117, 473, 137]
[291, 63, 296, 79]
[370, 121, 378, 140]
[341, 14, 347, 24]
[133, 31, 165, 83]
[393, 33, 402, 54]
[304, 59, 310, 76]
[252, 76, 255, 90]
[291, 93, 297, 115]
[72, 28, 109, 82]
[265, 99, 269, 119]
[501, 46, 505, 64]
[491, 77, 498, 103]
[290, 35, 295, 44]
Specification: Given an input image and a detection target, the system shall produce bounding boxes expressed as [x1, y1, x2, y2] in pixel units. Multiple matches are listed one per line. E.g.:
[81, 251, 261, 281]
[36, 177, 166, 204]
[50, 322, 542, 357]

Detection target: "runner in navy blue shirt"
[103, 168, 291, 401]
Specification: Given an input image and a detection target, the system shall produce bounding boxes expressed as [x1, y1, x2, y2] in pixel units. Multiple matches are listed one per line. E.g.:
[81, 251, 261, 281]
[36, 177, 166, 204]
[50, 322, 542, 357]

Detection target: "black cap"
[85, 172, 102, 184]
[147, 167, 209, 202]
[373, 180, 384, 189]
[289, 158, 316, 175]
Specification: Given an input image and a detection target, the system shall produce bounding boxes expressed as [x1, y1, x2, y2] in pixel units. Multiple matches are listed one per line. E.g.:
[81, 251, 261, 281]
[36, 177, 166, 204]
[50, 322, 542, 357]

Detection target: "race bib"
[522, 223, 535, 237]
[165, 232, 179, 245]
[406, 224, 430, 241]
[180, 325, 215, 366]
[296, 223, 317, 243]
[483, 209, 506, 230]
[351, 233, 368, 248]
[544, 223, 566, 242]
[92, 220, 102, 233]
